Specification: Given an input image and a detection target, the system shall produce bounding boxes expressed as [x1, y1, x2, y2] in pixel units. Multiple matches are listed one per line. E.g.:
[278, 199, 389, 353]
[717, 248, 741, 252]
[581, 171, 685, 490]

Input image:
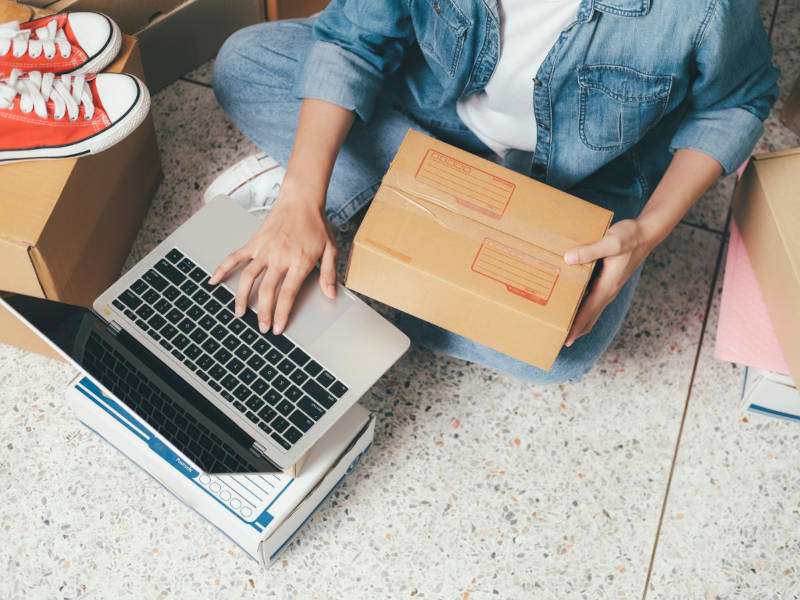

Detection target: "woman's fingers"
[256, 264, 285, 333]
[234, 259, 265, 317]
[564, 234, 622, 265]
[209, 247, 250, 284]
[319, 241, 338, 299]
[273, 258, 316, 334]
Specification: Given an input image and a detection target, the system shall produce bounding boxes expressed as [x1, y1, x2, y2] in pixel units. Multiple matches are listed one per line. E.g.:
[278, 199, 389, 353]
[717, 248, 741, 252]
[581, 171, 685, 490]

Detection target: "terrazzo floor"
[2, 2, 799, 598]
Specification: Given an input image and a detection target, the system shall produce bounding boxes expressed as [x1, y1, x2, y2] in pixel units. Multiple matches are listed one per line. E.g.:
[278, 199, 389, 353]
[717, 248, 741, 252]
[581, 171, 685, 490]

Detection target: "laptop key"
[155, 259, 186, 285]
[221, 390, 234, 402]
[232, 400, 247, 413]
[265, 331, 294, 354]
[330, 381, 348, 398]
[184, 360, 197, 372]
[272, 375, 290, 392]
[201, 338, 220, 354]
[288, 348, 310, 366]
[124, 309, 137, 321]
[240, 328, 258, 345]
[196, 371, 210, 382]
[252, 339, 270, 355]
[175, 295, 192, 311]
[208, 380, 221, 392]
[159, 339, 173, 352]
[210, 324, 228, 340]
[197, 354, 214, 371]
[265, 348, 282, 365]
[200, 277, 215, 292]
[317, 370, 335, 388]
[143, 288, 159, 305]
[221, 374, 239, 391]
[147, 314, 166, 330]
[189, 329, 207, 344]
[222, 335, 240, 351]
[298, 395, 325, 421]
[283, 427, 302, 445]
[233, 384, 250, 400]
[188, 266, 207, 283]
[251, 378, 269, 395]
[163, 285, 180, 301]
[277, 358, 294, 375]
[112, 299, 126, 312]
[257, 421, 271, 433]
[288, 409, 313, 433]
[228, 320, 245, 335]
[217, 309, 234, 325]
[260, 365, 277, 381]
[180, 280, 198, 295]
[258, 405, 276, 422]
[276, 399, 294, 416]
[227, 358, 245, 375]
[265, 388, 281, 406]
[143, 269, 168, 291]
[204, 299, 222, 315]
[239, 368, 256, 385]
[246, 396, 264, 411]
[303, 360, 322, 377]
[285, 385, 302, 402]
[172, 334, 190, 350]
[185, 344, 202, 360]
[209, 364, 226, 381]
[302, 378, 337, 409]
[212, 286, 234, 303]
[245, 411, 260, 424]
[271, 432, 291, 450]
[178, 318, 195, 334]
[135, 304, 154, 320]
[166, 248, 184, 263]
[177, 257, 195, 273]
[165, 308, 183, 324]
[289, 369, 308, 386]
[161, 324, 178, 340]
[153, 298, 170, 315]
[199, 315, 216, 330]
[271, 416, 289, 433]
[119, 290, 142, 310]
[214, 347, 232, 364]
[131, 278, 148, 294]
[171, 349, 185, 362]
[135, 319, 149, 332]
[235, 345, 253, 361]
[247, 355, 265, 371]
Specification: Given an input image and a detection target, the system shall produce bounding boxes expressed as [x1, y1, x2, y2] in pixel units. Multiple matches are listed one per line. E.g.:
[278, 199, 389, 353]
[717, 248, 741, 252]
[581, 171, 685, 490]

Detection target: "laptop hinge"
[251, 441, 269, 458]
[107, 320, 122, 336]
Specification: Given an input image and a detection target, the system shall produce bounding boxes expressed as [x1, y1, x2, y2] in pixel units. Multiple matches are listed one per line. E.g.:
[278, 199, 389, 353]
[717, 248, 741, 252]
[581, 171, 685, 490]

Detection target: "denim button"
[538, 122, 549, 131]
[433, 2, 441, 14]
[533, 77, 543, 87]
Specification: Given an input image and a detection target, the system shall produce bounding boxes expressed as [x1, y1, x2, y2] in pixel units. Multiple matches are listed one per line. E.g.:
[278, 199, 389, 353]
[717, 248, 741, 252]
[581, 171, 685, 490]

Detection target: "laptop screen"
[3, 293, 276, 474]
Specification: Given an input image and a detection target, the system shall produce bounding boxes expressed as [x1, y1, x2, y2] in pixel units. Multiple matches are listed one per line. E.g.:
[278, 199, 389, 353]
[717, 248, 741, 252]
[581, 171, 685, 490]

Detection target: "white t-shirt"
[456, 0, 581, 157]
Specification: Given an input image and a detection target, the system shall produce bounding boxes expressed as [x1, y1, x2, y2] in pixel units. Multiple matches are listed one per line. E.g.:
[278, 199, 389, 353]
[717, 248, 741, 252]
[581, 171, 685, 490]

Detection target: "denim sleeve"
[294, 0, 415, 122]
[669, 0, 780, 175]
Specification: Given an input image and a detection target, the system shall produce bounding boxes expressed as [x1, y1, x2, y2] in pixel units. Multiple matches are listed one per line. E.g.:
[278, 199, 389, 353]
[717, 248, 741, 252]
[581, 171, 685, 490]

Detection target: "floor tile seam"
[178, 76, 213, 89]
[640, 209, 730, 600]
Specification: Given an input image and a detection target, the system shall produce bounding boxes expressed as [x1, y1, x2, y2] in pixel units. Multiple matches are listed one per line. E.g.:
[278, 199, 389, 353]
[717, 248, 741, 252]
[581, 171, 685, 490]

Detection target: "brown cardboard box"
[46, 0, 264, 92]
[731, 147, 800, 386]
[345, 130, 612, 371]
[781, 77, 800, 137]
[0, 35, 161, 355]
[265, 0, 328, 20]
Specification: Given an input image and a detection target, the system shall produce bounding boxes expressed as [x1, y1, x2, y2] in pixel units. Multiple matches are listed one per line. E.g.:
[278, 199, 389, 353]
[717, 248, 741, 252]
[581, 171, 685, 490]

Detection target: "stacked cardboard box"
[0, 36, 162, 356]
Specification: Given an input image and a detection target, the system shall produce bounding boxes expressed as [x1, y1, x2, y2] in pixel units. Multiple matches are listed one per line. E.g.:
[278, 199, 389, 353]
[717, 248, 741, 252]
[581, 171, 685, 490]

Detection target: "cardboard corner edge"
[257, 412, 376, 568]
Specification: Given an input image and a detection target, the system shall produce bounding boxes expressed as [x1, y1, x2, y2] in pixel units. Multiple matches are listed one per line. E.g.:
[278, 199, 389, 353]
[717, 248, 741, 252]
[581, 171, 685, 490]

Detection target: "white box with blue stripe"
[66, 375, 375, 567]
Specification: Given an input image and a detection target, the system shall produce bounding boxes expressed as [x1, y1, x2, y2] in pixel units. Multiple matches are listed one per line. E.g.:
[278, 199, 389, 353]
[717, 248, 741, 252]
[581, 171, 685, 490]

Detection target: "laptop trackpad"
[281, 269, 354, 347]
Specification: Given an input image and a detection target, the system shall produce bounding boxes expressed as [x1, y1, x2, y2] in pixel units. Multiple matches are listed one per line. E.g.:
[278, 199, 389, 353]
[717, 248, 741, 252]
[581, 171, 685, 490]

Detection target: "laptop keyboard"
[82, 329, 250, 473]
[111, 247, 349, 453]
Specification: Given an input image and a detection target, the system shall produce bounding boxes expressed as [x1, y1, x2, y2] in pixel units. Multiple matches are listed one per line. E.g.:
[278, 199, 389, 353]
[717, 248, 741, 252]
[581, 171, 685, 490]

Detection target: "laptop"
[2, 195, 409, 473]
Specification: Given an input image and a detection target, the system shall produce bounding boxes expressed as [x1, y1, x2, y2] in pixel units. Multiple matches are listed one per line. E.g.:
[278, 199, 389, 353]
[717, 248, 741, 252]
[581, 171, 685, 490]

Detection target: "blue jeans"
[212, 19, 644, 385]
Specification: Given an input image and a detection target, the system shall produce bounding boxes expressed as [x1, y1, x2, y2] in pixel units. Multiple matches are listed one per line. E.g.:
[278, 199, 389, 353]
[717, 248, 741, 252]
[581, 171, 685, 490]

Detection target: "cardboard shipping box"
[46, 0, 265, 92]
[67, 375, 375, 567]
[0, 35, 162, 355]
[731, 147, 800, 387]
[346, 130, 612, 371]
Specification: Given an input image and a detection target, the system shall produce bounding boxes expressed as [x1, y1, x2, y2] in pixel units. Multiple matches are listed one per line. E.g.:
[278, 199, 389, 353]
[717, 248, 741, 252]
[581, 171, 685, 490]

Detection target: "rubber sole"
[0, 73, 151, 165]
[64, 13, 122, 76]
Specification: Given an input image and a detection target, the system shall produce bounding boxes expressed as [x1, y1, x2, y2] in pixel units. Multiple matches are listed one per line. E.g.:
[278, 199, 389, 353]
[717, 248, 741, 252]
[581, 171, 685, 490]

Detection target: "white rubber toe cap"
[67, 12, 113, 58]
[94, 73, 140, 123]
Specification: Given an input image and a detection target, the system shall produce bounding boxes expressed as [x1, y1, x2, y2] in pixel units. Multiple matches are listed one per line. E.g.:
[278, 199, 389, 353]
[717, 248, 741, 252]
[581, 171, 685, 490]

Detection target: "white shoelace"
[0, 19, 71, 60]
[0, 69, 94, 120]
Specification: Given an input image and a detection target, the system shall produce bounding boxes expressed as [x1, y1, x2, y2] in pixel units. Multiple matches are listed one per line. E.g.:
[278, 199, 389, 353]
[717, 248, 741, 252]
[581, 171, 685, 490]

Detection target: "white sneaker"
[204, 152, 286, 216]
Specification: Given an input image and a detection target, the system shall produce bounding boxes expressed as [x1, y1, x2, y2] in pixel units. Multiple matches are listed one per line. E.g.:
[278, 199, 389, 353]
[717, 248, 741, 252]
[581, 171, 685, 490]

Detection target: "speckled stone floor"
[2, 2, 799, 598]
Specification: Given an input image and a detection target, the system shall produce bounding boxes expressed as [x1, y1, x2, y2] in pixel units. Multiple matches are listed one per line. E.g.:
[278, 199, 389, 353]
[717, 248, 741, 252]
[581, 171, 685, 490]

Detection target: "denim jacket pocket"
[578, 65, 672, 151]
[410, 0, 469, 78]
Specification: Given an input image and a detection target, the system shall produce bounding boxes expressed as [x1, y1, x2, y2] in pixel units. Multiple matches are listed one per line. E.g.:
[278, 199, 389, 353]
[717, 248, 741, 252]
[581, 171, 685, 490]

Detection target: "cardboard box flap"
[750, 152, 800, 282]
[750, 147, 800, 161]
[46, 0, 187, 33]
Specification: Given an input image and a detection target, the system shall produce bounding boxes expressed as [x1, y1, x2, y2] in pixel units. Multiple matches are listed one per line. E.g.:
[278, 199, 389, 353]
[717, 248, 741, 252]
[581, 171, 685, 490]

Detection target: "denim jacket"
[296, 0, 779, 207]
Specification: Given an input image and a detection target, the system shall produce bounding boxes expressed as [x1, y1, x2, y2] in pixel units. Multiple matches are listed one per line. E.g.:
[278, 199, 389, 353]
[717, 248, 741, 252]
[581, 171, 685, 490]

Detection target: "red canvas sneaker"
[0, 69, 150, 164]
[0, 12, 121, 76]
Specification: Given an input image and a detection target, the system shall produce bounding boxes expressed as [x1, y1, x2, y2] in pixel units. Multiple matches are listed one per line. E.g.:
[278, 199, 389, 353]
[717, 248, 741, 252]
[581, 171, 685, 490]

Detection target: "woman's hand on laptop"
[209, 176, 338, 336]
